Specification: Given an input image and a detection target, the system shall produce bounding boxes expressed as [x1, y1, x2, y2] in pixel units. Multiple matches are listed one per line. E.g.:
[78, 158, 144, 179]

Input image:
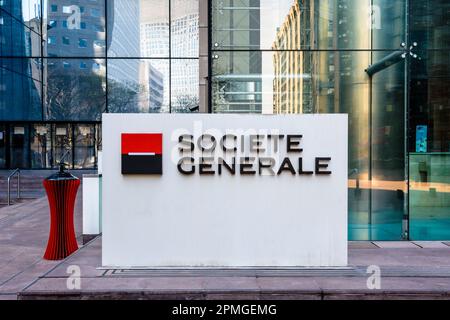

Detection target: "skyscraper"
[0, 0, 42, 121]
[272, 0, 312, 114]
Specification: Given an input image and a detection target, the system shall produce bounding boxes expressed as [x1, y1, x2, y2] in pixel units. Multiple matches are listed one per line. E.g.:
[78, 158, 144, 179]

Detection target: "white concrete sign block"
[102, 114, 348, 267]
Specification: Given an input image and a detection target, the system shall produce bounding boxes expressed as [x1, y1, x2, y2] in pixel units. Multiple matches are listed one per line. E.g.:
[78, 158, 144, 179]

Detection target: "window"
[92, 63, 100, 71]
[93, 24, 104, 32]
[48, 36, 56, 45]
[79, 38, 88, 48]
[62, 21, 68, 29]
[93, 40, 105, 48]
[80, 62, 87, 69]
[49, 20, 57, 28]
[63, 61, 71, 69]
[91, 8, 101, 17]
[62, 36, 70, 45]
[80, 22, 87, 29]
[51, 5, 57, 12]
[62, 6, 72, 14]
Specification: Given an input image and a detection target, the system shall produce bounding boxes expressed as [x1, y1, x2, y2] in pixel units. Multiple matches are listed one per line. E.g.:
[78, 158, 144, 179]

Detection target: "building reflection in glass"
[211, 0, 450, 240]
[0, 0, 42, 120]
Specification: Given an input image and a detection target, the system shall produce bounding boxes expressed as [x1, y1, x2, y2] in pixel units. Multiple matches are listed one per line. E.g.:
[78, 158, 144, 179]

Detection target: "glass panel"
[212, 51, 373, 115]
[410, 153, 450, 240]
[0, 124, 6, 169]
[409, 49, 450, 153]
[0, 58, 42, 121]
[211, 51, 262, 113]
[372, 0, 406, 50]
[74, 124, 96, 169]
[370, 51, 406, 240]
[107, 59, 169, 113]
[44, 0, 106, 57]
[10, 124, 30, 168]
[211, 0, 406, 50]
[171, 59, 199, 112]
[108, 0, 168, 58]
[44, 58, 106, 120]
[1, 0, 41, 22]
[171, 0, 199, 58]
[52, 123, 72, 168]
[0, 12, 42, 57]
[30, 123, 51, 168]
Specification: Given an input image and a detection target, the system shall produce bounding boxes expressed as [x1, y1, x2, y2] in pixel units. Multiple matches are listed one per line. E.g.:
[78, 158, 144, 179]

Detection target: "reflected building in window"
[140, 0, 169, 57]
[272, 0, 312, 114]
[0, 0, 42, 121]
[107, 0, 143, 113]
[171, 0, 199, 112]
[211, 0, 262, 113]
[45, 0, 107, 120]
[139, 0, 170, 112]
[147, 65, 164, 113]
[46, 0, 106, 58]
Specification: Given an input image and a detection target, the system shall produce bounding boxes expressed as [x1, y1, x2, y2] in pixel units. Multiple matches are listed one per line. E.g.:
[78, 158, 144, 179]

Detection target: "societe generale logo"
[121, 133, 163, 174]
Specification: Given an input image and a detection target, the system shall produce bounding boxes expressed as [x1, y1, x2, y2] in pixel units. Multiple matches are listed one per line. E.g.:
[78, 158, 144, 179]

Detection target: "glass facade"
[1, 0, 449, 240]
[211, 0, 450, 240]
[0, 0, 199, 168]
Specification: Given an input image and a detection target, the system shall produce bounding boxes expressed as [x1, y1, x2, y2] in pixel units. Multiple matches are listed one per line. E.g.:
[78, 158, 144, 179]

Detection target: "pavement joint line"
[371, 241, 381, 248]
[19, 235, 101, 293]
[0, 256, 46, 288]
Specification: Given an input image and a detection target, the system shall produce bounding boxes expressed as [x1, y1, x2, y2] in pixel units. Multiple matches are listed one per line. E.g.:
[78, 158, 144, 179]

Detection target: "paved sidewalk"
[16, 237, 450, 300]
[0, 195, 83, 300]
[1, 195, 450, 300]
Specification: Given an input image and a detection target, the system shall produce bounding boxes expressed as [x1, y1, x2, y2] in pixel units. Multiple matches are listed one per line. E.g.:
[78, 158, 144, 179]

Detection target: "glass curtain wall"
[0, 0, 200, 168]
[211, 0, 450, 240]
[107, 0, 199, 114]
[408, 0, 450, 240]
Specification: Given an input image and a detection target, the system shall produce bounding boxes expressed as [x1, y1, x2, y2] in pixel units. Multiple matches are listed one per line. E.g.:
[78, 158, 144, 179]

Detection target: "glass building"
[0, 0, 199, 169]
[1, 0, 449, 241]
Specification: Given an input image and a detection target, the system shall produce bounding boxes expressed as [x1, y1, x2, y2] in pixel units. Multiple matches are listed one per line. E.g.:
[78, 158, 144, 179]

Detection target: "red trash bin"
[43, 164, 80, 260]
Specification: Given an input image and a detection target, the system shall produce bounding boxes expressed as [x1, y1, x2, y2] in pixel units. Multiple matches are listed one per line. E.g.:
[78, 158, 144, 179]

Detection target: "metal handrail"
[7, 168, 20, 206]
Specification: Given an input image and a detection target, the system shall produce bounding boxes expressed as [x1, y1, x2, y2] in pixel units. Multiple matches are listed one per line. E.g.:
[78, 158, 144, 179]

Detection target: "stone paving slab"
[373, 241, 421, 249]
[15, 236, 450, 300]
[0, 193, 83, 299]
[349, 248, 450, 267]
[413, 241, 450, 249]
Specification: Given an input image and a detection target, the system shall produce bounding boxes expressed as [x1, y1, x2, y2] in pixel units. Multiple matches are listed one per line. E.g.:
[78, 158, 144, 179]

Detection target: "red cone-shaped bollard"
[43, 164, 80, 260]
